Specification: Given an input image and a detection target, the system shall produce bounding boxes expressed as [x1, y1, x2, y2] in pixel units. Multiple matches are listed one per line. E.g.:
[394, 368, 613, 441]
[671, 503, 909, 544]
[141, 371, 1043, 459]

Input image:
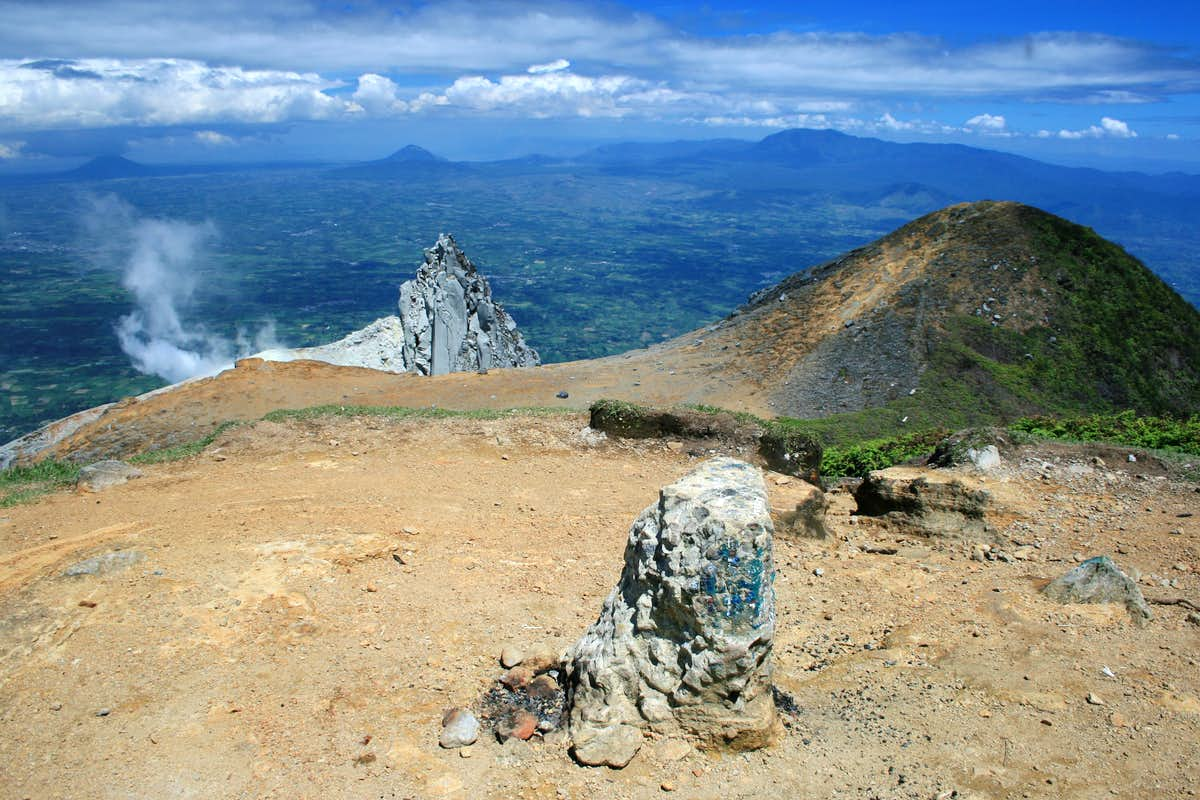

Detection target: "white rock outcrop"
[566, 457, 778, 768]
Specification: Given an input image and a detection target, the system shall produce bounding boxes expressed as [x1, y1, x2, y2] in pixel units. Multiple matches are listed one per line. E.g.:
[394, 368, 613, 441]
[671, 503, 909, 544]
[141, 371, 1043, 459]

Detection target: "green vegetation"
[261, 404, 569, 423]
[820, 430, 949, 479]
[128, 420, 244, 465]
[0, 459, 80, 507]
[1009, 410, 1200, 455]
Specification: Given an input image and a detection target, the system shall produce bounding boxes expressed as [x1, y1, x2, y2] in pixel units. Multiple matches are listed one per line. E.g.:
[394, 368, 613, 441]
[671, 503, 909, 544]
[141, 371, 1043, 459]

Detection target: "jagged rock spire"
[399, 233, 539, 376]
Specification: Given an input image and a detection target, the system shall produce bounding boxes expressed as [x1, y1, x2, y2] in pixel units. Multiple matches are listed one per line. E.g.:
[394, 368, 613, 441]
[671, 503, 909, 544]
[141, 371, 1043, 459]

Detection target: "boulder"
[566, 458, 778, 768]
[1042, 556, 1152, 624]
[853, 466, 992, 538]
[927, 427, 1009, 470]
[772, 481, 831, 539]
[75, 460, 143, 492]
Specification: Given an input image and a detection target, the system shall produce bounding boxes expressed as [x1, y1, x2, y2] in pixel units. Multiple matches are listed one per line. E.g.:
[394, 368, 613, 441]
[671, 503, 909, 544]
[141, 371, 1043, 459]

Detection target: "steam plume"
[86, 196, 281, 383]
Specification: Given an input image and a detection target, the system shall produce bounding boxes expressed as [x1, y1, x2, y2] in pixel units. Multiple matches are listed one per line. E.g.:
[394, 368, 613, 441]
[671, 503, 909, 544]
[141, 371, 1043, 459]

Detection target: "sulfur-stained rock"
[566, 457, 778, 768]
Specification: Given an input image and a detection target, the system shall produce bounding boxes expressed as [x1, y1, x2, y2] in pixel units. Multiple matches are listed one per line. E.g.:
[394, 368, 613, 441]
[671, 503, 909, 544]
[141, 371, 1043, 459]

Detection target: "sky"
[1, 0, 1198, 171]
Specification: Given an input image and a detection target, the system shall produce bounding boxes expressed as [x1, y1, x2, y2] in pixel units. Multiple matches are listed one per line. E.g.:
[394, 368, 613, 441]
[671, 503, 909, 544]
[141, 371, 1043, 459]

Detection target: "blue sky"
[1, 0, 1198, 170]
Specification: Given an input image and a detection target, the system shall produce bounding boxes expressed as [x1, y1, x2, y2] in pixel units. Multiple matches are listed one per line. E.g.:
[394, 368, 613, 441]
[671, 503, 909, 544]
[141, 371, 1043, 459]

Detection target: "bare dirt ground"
[1, 413, 1197, 800]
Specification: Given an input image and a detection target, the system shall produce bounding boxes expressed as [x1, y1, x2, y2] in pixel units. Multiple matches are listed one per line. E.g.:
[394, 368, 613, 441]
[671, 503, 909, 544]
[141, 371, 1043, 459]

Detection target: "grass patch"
[129, 420, 245, 465]
[0, 459, 81, 507]
[1009, 410, 1200, 455]
[261, 404, 570, 423]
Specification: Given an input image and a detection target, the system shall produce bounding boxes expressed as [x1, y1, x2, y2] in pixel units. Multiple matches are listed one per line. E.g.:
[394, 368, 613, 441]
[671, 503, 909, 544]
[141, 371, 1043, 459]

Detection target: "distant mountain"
[383, 144, 443, 163]
[64, 155, 158, 180]
[329, 144, 471, 179]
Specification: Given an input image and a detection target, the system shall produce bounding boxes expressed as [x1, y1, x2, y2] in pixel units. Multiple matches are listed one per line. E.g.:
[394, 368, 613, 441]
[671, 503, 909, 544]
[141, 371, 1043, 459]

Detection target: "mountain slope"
[4, 201, 1197, 465]
[711, 201, 1200, 431]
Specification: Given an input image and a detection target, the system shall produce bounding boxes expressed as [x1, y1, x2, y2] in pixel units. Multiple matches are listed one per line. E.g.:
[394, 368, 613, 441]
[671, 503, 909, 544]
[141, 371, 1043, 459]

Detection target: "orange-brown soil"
[1, 413, 1197, 799]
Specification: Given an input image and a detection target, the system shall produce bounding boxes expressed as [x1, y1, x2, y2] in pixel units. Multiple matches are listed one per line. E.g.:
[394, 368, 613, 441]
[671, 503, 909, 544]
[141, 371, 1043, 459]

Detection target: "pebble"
[496, 710, 538, 742]
[49, 702, 62, 711]
[1186, 612, 1200, 626]
[661, 782, 676, 792]
[1086, 693, 1105, 706]
[439, 708, 480, 749]
[813, 567, 825, 577]
[96, 708, 111, 717]
[459, 746, 473, 759]
[500, 646, 525, 668]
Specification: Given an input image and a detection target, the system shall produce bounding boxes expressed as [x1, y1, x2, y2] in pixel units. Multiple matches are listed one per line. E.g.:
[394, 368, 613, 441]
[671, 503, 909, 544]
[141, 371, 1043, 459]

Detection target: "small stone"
[364, 583, 378, 593]
[500, 646, 525, 668]
[500, 666, 533, 690]
[96, 708, 111, 717]
[49, 702, 62, 711]
[979, 709, 992, 718]
[459, 746, 473, 759]
[78, 600, 97, 608]
[497, 711, 538, 742]
[555, 390, 570, 399]
[661, 782, 676, 792]
[1086, 693, 1105, 706]
[439, 708, 480, 748]
[1127, 454, 1137, 463]
[1186, 612, 1200, 626]
[813, 567, 825, 577]
[1110, 712, 1131, 728]
[527, 674, 560, 700]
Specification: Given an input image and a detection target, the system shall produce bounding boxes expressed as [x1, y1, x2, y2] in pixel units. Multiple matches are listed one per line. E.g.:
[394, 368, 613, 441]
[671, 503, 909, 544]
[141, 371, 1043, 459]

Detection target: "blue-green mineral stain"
[701, 539, 771, 629]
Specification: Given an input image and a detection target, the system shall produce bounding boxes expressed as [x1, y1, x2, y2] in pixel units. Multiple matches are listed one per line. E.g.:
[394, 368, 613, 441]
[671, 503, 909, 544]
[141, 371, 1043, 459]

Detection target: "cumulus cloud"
[1055, 116, 1139, 139]
[0, 58, 354, 130]
[0, 140, 23, 158]
[965, 113, 1006, 130]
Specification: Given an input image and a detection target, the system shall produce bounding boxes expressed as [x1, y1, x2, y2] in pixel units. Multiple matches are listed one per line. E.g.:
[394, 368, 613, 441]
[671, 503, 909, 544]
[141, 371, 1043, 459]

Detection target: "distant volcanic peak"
[386, 144, 441, 162]
[69, 155, 154, 178]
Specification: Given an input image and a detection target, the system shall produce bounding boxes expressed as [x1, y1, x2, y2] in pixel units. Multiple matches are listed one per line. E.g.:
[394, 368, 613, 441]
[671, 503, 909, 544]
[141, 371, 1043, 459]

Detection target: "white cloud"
[1056, 116, 1139, 139]
[528, 59, 571, 75]
[1167, 133, 1180, 140]
[0, 139, 22, 158]
[1100, 116, 1137, 137]
[965, 113, 1006, 130]
[194, 130, 233, 145]
[350, 73, 408, 115]
[0, 58, 354, 130]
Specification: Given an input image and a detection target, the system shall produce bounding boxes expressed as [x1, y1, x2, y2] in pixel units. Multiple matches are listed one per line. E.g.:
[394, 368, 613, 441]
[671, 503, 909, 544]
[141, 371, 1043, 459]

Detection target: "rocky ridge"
[258, 233, 538, 376]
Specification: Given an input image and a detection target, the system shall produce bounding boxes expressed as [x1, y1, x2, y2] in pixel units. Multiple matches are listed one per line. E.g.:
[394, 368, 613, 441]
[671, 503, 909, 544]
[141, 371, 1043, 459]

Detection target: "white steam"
[88, 196, 282, 384]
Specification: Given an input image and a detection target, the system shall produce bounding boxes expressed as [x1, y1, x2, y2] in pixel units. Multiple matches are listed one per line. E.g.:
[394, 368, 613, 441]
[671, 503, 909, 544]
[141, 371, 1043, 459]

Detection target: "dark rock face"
[566, 458, 778, 768]
[853, 468, 992, 538]
[1043, 556, 1152, 624]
